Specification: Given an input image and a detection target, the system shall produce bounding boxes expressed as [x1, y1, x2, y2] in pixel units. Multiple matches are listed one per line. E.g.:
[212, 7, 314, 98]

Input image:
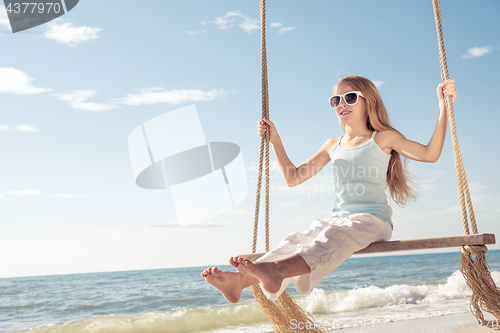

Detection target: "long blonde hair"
[335, 75, 417, 206]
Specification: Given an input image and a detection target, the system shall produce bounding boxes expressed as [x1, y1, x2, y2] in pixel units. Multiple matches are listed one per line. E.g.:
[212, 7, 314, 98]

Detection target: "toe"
[212, 267, 221, 277]
[201, 268, 211, 277]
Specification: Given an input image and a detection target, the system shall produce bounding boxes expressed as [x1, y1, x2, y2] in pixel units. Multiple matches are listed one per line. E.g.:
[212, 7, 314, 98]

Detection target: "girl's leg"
[230, 253, 311, 294]
[202, 219, 327, 303]
[201, 266, 259, 303]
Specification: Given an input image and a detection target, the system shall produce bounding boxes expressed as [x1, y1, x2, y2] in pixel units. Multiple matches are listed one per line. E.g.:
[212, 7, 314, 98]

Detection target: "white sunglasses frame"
[329, 91, 365, 109]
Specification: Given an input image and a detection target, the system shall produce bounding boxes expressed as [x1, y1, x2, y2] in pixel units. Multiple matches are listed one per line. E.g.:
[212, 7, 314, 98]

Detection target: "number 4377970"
[6, 2, 62, 14]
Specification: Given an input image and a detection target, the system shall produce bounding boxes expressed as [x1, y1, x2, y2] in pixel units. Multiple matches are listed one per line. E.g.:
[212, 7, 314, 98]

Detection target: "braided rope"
[265, 140, 270, 252]
[252, 0, 271, 253]
[250, 2, 326, 332]
[431, 0, 478, 235]
[261, 0, 271, 252]
[252, 139, 265, 253]
[432, 1, 500, 328]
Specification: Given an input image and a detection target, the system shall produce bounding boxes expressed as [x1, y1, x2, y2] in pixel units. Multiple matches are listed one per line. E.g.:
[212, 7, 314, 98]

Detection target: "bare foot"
[229, 256, 284, 294]
[201, 267, 246, 303]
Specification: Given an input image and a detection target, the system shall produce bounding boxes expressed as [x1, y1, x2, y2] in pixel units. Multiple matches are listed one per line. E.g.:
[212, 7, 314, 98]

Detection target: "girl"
[201, 75, 457, 303]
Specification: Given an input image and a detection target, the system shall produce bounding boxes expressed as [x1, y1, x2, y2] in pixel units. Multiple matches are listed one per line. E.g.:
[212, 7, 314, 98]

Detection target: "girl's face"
[334, 84, 368, 127]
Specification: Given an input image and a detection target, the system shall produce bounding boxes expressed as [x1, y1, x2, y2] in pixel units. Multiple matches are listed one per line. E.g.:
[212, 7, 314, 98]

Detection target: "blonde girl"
[201, 75, 457, 303]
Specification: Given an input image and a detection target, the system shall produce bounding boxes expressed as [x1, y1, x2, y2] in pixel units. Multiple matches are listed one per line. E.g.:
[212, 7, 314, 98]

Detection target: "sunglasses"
[329, 91, 364, 108]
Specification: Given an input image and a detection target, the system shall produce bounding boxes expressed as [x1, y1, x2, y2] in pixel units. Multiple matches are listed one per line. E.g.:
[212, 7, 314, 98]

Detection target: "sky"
[1, 0, 499, 279]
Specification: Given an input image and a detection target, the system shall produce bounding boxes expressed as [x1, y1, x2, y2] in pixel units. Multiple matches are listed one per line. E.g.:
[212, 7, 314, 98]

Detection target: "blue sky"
[1, 0, 499, 278]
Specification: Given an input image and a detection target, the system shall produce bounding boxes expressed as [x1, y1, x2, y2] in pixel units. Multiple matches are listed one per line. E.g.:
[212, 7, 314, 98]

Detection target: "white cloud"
[208, 11, 259, 34]
[206, 14, 293, 35]
[0, 67, 52, 95]
[468, 182, 488, 194]
[413, 171, 445, 192]
[209, 11, 242, 29]
[43, 20, 101, 47]
[1, 189, 88, 199]
[392, 203, 461, 227]
[8, 190, 43, 196]
[461, 46, 494, 59]
[372, 80, 385, 88]
[394, 182, 500, 228]
[270, 22, 295, 34]
[239, 17, 260, 34]
[50, 193, 88, 198]
[15, 125, 39, 132]
[278, 27, 295, 34]
[0, 124, 40, 132]
[185, 30, 207, 35]
[464, 183, 500, 213]
[53, 90, 119, 112]
[115, 87, 226, 106]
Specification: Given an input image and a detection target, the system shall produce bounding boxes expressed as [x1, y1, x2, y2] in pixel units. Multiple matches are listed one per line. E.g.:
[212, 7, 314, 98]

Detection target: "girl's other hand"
[437, 79, 458, 105]
[257, 118, 279, 145]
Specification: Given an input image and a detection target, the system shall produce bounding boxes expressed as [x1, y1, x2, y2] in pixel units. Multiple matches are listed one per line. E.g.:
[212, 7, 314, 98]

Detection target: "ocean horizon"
[2, 250, 500, 333]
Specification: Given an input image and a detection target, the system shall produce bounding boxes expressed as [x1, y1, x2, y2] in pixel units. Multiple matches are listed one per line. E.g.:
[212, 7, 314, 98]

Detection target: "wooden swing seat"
[239, 233, 496, 262]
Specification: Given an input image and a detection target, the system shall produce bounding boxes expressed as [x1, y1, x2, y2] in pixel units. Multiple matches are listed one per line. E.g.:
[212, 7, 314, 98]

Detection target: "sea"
[2, 250, 500, 333]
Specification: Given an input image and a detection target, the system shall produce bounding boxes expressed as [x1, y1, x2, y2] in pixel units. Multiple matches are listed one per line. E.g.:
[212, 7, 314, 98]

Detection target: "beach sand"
[294, 310, 498, 333]
[338, 312, 499, 333]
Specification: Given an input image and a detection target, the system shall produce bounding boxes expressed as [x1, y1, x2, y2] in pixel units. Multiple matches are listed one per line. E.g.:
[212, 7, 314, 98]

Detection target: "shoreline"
[5, 308, 498, 333]
[204, 311, 500, 332]
[316, 312, 499, 332]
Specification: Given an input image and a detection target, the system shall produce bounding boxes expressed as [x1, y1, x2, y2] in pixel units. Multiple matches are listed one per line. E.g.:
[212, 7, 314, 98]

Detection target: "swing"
[241, 0, 500, 331]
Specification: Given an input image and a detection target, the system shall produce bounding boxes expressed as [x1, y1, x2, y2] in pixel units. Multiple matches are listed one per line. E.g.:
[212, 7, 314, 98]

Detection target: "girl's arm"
[258, 118, 335, 187]
[381, 79, 457, 163]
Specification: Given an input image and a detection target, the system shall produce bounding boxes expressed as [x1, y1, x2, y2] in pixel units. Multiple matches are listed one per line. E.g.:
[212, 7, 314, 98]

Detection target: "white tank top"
[329, 131, 393, 226]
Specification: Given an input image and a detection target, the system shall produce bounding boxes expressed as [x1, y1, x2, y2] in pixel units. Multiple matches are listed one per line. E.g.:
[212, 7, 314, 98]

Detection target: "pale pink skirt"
[256, 213, 392, 301]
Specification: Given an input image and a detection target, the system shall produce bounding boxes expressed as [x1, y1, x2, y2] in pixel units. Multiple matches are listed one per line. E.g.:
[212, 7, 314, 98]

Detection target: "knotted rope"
[250, 1, 326, 331]
[432, 0, 500, 328]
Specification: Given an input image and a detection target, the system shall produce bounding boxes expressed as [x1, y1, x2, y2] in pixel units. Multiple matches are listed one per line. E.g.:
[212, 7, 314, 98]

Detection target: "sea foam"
[12, 270, 500, 333]
[300, 270, 500, 314]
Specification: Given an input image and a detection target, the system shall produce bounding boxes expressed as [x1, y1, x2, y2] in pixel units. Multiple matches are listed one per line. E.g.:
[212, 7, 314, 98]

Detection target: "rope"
[252, 134, 266, 253]
[260, 0, 271, 253]
[251, 285, 327, 333]
[431, 0, 477, 235]
[432, 0, 500, 328]
[250, 1, 325, 331]
[252, 0, 271, 254]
